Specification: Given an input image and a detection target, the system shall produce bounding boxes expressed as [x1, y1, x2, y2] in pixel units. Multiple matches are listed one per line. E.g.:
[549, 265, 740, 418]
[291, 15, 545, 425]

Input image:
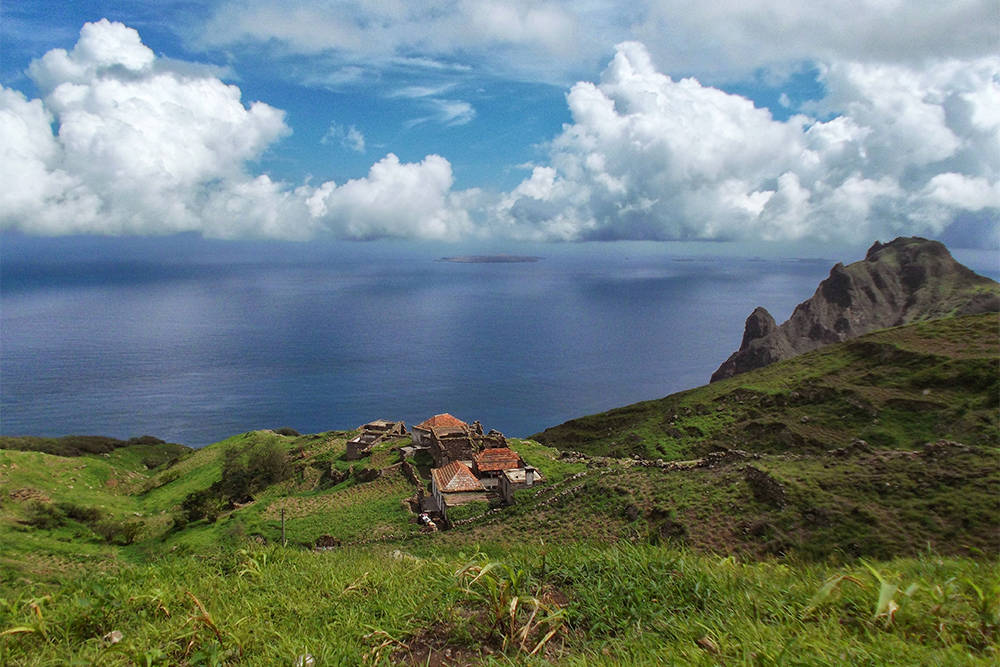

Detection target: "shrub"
[56, 502, 102, 524]
[93, 518, 144, 545]
[182, 488, 225, 523]
[247, 441, 290, 489]
[21, 501, 64, 529]
[170, 511, 189, 533]
[274, 427, 301, 437]
[220, 446, 252, 503]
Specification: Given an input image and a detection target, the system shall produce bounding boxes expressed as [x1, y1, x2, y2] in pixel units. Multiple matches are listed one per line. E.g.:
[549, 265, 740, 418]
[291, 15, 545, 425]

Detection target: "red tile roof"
[416, 413, 467, 430]
[473, 447, 523, 473]
[432, 461, 485, 493]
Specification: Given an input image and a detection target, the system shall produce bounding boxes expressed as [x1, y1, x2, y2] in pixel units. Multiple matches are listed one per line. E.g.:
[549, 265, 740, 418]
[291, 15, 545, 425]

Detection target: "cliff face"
[710, 237, 1000, 382]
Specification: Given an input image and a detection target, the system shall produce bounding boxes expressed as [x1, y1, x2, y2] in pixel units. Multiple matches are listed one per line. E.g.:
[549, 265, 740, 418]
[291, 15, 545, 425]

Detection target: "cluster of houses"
[350, 413, 541, 519]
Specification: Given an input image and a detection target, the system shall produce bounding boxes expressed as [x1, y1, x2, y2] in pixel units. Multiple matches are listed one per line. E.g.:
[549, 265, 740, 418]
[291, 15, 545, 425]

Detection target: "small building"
[471, 447, 524, 489]
[365, 420, 407, 437]
[428, 426, 480, 467]
[430, 461, 488, 515]
[499, 466, 541, 505]
[346, 419, 406, 460]
[412, 413, 468, 446]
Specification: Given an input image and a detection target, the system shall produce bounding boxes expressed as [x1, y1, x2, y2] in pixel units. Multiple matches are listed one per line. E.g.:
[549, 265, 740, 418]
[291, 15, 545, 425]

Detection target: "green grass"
[1, 542, 996, 665]
[534, 313, 1000, 459]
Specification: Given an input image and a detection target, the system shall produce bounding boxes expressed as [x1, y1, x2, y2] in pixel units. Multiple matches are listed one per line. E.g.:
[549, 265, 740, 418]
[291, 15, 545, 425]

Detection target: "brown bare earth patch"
[9, 487, 51, 503]
[392, 623, 490, 667]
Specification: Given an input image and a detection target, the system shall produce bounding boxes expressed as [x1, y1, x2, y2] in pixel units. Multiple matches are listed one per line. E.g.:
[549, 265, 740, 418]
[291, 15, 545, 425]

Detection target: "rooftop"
[473, 447, 523, 472]
[431, 461, 485, 493]
[416, 413, 468, 430]
[365, 419, 400, 428]
[502, 467, 542, 484]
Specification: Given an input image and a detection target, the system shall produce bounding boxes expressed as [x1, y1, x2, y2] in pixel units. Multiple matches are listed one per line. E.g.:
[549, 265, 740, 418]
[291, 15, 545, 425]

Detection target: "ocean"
[2, 236, 995, 447]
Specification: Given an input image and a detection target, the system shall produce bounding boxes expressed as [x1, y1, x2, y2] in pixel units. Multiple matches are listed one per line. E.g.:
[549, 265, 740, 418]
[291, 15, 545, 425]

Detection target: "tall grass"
[2, 541, 996, 665]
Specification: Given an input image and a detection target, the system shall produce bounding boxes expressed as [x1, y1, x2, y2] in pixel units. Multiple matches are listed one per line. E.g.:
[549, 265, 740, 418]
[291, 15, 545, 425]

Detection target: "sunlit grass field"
[2, 541, 997, 665]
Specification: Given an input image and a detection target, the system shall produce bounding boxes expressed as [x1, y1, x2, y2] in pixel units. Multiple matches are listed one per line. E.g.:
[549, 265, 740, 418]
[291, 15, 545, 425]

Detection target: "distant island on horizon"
[436, 254, 543, 263]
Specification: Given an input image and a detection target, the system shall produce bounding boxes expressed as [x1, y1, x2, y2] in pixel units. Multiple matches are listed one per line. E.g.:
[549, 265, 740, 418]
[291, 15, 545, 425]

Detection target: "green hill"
[1, 314, 998, 664]
[533, 312, 998, 459]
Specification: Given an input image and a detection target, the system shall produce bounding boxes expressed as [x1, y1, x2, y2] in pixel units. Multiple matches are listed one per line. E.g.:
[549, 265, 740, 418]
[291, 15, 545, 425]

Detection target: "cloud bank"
[0, 20, 472, 240]
[496, 43, 1000, 243]
[195, 1, 998, 84]
[1, 20, 997, 245]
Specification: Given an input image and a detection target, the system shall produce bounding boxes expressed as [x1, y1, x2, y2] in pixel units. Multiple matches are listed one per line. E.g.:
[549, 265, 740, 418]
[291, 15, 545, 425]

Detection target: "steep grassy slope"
[449, 442, 998, 560]
[533, 313, 998, 459]
[2, 542, 997, 665]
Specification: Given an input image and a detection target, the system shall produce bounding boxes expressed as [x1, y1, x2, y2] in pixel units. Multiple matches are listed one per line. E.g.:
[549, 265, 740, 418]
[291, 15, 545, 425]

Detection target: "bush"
[274, 427, 301, 437]
[93, 518, 143, 545]
[21, 501, 64, 529]
[170, 511, 189, 533]
[220, 446, 252, 503]
[247, 441, 290, 489]
[216, 441, 290, 504]
[128, 435, 165, 446]
[181, 488, 225, 523]
[56, 502, 103, 524]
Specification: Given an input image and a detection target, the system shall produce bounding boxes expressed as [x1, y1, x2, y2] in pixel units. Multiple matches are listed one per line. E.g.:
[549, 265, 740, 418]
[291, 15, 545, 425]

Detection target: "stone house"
[412, 413, 467, 446]
[431, 460, 488, 513]
[499, 466, 541, 505]
[427, 426, 480, 467]
[471, 447, 524, 489]
[346, 419, 406, 460]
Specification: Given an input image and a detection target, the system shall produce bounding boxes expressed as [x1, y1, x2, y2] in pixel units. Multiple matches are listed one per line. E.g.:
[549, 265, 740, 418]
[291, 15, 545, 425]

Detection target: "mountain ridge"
[710, 237, 1000, 382]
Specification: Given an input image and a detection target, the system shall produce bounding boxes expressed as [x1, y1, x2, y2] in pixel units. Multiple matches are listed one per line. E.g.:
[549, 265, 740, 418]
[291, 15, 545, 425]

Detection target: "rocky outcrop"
[711, 237, 999, 382]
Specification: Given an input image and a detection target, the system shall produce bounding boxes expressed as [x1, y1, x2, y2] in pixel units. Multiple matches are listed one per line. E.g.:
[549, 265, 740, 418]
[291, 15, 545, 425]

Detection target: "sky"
[1, 1, 998, 252]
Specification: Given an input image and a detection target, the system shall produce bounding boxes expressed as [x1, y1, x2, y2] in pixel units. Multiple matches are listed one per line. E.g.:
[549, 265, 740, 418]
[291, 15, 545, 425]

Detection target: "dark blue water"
[3, 236, 992, 447]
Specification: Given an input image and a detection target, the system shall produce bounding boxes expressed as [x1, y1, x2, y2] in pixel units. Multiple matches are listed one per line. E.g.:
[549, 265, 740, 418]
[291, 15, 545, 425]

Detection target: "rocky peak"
[710, 237, 999, 382]
[740, 307, 777, 350]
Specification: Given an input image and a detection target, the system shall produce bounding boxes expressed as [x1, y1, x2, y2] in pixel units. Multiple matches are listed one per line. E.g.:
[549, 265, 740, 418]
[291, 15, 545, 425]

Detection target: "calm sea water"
[2, 236, 995, 447]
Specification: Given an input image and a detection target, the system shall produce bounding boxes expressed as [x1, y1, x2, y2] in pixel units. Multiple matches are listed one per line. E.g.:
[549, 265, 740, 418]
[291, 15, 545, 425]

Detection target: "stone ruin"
[345, 420, 406, 460]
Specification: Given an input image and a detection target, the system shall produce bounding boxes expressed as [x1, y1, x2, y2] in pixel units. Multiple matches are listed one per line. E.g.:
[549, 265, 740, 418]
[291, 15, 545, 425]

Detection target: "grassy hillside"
[2, 541, 997, 665]
[0, 434, 191, 465]
[1, 313, 997, 664]
[533, 313, 998, 459]
[451, 442, 998, 560]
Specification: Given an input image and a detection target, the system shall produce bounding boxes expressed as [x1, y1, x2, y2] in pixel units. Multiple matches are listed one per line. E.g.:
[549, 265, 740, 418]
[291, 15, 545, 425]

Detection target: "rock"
[9, 488, 51, 503]
[315, 535, 340, 549]
[829, 439, 872, 457]
[711, 237, 1000, 382]
[698, 449, 757, 468]
[920, 440, 971, 459]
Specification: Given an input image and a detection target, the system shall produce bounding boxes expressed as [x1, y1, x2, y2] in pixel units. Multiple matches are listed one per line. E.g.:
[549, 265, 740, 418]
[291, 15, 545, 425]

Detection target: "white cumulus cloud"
[0, 20, 473, 240]
[3, 21, 998, 246]
[307, 154, 477, 240]
[494, 42, 1000, 243]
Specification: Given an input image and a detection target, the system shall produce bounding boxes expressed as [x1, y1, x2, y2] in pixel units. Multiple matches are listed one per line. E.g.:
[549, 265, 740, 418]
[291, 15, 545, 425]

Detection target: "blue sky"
[2, 1, 998, 251]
